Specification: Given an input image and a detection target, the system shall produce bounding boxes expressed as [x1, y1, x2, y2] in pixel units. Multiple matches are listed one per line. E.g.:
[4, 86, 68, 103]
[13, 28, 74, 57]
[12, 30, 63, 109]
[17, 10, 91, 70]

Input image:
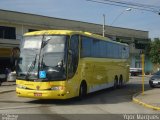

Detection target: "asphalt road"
[0, 76, 159, 120]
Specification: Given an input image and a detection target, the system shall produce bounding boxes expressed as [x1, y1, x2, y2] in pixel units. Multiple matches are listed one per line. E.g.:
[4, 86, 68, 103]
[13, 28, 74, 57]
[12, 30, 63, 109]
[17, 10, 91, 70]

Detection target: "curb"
[0, 90, 15, 94]
[132, 92, 160, 111]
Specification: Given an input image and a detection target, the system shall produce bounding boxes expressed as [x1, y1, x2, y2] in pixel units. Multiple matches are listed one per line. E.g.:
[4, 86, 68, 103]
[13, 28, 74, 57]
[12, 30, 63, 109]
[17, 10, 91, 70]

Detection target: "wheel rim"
[79, 83, 86, 97]
[114, 79, 118, 88]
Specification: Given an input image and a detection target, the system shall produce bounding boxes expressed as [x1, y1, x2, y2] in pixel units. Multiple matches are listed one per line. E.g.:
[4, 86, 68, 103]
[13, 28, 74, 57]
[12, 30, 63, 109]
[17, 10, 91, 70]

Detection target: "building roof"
[0, 9, 148, 39]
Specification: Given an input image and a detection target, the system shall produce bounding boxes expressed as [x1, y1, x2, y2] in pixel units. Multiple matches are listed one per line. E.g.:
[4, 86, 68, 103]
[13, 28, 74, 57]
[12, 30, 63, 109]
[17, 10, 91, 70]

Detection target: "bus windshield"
[17, 35, 68, 81]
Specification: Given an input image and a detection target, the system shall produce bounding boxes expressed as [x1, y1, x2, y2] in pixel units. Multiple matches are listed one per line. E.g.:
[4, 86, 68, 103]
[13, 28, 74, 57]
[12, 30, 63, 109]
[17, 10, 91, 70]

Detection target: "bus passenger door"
[67, 35, 79, 95]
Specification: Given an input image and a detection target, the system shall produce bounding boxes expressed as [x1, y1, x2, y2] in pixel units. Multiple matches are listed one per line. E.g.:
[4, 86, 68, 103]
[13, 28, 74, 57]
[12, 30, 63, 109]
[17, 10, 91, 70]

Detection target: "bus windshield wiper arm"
[25, 54, 37, 80]
[37, 36, 51, 78]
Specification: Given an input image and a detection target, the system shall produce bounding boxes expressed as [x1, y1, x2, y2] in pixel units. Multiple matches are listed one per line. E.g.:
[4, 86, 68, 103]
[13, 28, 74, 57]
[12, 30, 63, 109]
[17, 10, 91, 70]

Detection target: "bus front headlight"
[51, 86, 65, 90]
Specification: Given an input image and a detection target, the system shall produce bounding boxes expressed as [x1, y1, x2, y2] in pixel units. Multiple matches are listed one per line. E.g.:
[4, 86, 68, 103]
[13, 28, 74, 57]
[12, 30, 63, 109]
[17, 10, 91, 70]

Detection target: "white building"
[0, 9, 151, 72]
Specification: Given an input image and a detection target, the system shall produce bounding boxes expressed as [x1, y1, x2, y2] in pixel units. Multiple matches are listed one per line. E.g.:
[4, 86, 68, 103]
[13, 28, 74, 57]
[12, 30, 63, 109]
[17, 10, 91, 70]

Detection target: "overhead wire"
[102, 0, 160, 9]
[86, 0, 160, 14]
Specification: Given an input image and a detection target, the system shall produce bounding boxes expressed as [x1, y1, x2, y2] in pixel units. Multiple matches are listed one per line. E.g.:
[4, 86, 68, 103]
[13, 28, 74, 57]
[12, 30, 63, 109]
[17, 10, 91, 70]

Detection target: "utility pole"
[103, 14, 105, 37]
[141, 53, 145, 95]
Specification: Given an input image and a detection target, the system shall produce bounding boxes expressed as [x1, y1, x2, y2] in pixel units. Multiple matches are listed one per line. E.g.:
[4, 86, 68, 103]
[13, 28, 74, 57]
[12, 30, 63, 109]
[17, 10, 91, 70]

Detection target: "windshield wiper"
[25, 54, 38, 80]
[37, 36, 51, 78]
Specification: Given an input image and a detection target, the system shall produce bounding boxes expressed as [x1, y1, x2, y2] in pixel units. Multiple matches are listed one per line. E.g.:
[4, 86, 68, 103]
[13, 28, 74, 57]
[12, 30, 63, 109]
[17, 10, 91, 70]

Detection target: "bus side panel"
[82, 58, 129, 93]
[79, 60, 94, 94]
[92, 61, 111, 92]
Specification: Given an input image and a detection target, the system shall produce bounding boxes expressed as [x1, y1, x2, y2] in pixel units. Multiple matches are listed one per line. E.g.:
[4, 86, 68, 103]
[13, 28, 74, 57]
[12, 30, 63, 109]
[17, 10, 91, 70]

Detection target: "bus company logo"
[36, 86, 40, 90]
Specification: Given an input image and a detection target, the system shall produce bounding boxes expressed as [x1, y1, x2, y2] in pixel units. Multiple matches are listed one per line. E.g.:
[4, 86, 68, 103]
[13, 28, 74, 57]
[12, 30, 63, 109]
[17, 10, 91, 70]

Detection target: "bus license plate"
[34, 93, 42, 96]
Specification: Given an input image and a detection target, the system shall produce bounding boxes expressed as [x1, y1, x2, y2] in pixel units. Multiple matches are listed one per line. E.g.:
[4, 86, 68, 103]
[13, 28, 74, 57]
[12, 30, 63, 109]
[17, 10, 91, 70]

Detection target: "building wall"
[145, 56, 153, 74]
[0, 9, 152, 73]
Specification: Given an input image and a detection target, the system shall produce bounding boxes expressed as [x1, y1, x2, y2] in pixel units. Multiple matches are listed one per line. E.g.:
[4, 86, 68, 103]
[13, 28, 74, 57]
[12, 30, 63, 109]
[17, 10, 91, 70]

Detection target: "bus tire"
[79, 81, 87, 99]
[113, 76, 118, 89]
[119, 75, 123, 88]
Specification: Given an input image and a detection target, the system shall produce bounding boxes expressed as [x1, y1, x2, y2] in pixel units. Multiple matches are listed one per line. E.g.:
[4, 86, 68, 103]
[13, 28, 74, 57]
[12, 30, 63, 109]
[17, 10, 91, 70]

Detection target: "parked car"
[0, 74, 6, 86]
[7, 71, 16, 82]
[0, 69, 7, 86]
[149, 71, 160, 88]
[130, 68, 142, 76]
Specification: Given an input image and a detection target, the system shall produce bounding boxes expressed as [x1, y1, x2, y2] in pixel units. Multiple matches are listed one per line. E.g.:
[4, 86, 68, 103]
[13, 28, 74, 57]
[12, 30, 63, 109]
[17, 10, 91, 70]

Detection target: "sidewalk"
[133, 88, 160, 110]
[0, 82, 16, 93]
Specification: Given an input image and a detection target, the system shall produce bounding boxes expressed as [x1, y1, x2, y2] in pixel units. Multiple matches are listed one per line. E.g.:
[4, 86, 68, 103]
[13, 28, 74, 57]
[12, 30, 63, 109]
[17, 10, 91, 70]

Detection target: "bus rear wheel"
[79, 81, 87, 99]
[113, 76, 118, 89]
[119, 75, 123, 88]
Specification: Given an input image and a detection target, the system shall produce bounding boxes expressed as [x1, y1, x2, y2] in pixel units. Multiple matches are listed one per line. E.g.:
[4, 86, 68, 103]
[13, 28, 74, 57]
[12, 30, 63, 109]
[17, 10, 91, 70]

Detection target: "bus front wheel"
[79, 81, 87, 99]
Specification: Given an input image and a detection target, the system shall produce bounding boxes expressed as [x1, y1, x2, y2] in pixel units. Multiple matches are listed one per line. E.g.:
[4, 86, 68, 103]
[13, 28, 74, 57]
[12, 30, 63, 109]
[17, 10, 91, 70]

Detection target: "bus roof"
[24, 30, 128, 46]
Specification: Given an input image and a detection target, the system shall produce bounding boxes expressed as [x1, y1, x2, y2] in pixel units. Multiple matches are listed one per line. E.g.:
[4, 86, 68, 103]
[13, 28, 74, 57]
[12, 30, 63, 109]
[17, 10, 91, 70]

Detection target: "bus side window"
[68, 35, 79, 79]
[122, 46, 127, 59]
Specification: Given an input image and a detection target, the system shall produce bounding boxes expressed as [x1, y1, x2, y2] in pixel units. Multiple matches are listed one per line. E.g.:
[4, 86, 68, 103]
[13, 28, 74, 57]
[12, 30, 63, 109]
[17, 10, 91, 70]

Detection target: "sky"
[0, 0, 160, 39]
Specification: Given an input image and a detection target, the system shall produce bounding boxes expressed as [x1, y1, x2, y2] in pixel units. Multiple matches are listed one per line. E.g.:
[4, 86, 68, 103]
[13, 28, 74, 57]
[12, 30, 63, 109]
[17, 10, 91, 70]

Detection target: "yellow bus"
[16, 30, 130, 99]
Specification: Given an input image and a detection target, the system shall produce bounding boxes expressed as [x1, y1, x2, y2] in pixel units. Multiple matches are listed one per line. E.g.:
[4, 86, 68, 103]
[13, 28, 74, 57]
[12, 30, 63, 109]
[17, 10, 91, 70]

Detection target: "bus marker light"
[66, 91, 70, 94]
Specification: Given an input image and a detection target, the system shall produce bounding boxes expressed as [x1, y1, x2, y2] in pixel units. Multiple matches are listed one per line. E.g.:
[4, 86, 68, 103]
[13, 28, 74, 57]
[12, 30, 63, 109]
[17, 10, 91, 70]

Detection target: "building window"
[0, 26, 16, 39]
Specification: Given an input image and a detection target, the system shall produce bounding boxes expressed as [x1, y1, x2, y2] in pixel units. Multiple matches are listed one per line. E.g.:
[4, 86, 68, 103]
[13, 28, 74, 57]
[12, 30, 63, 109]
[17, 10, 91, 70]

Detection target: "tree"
[149, 38, 160, 64]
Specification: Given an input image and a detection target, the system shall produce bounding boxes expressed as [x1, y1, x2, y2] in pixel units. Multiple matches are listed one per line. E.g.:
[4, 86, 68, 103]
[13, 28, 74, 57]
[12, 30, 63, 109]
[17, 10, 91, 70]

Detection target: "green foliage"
[144, 41, 151, 56]
[149, 38, 160, 64]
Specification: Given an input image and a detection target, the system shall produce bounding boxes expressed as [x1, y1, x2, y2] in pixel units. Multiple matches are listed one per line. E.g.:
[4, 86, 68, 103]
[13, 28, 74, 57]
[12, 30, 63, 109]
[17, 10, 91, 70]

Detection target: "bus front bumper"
[16, 87, 71, 99]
